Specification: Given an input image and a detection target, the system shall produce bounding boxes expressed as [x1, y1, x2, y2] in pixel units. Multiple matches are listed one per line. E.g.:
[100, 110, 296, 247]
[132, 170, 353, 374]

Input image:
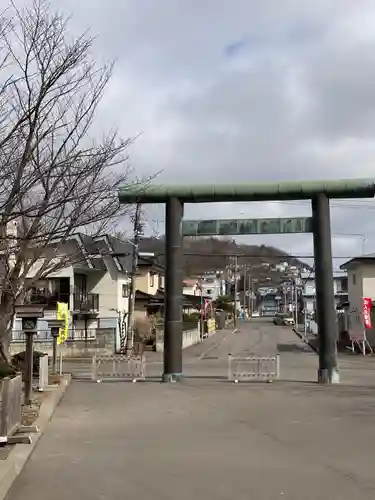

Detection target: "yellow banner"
[207, 318, 216, 334]
[57, 302, 69, 345]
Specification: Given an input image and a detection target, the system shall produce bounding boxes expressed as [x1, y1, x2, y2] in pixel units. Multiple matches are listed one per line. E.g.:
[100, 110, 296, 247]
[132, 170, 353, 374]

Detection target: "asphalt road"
[63, 319, 315, 381]
[6, 320, 375, 499]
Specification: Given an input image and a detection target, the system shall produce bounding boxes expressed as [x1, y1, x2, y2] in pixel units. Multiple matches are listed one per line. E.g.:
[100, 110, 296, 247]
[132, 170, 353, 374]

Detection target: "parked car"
[273, 313, 294, 326]
[251, 310, 260, 318]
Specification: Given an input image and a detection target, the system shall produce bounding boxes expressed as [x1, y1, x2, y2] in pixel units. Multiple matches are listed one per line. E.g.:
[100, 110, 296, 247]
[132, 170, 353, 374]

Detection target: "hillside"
[138, 236, 311, 279]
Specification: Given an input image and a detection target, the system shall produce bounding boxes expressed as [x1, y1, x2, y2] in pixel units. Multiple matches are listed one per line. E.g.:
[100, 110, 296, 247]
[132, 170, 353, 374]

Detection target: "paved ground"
[6, 320, 375, 499]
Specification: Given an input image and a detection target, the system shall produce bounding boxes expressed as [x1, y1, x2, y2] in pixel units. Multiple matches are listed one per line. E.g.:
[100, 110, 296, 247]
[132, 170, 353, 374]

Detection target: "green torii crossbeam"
[119, 178, 375, 203]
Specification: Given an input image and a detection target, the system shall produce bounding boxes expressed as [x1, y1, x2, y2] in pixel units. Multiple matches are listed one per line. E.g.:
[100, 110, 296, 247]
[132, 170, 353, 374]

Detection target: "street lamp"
[46, 319, 64, 374]
[15, 304, 45, 406]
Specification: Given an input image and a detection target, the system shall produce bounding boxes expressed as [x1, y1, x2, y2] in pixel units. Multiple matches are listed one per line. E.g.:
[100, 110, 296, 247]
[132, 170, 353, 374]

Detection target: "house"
[199, 273, 223, 301]
[133, 255, 165, 319]
[340, 254, 375, 345]
[133, 265, 208, 318]
[183, 279, 201, 297]
[301, 271, 348, 313]
[14, 233, 133, 350]
[135, 256, 165, 295]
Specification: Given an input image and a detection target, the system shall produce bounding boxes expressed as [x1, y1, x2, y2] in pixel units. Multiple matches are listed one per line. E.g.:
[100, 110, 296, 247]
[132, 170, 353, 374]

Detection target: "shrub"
[0, 360, 17, 379]
[213, 296, 233, 313]
[134, 317, 154, 345]
[183, 312, 201, 323]
[11, 350, 46, 376]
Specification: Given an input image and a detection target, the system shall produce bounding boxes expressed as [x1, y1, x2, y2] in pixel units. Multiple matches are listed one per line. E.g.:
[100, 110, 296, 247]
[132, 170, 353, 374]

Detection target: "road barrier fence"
[228, 354, 280, 383]
[92, 353, 146, 382]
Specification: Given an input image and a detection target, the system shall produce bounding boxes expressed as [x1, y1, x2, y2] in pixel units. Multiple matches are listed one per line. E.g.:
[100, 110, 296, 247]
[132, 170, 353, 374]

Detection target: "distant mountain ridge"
[138, 236, 311, 278]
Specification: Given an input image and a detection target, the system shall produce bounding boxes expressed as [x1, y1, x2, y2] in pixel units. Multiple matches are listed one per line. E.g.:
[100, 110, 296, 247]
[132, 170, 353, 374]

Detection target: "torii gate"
[119, 179, 375, 384]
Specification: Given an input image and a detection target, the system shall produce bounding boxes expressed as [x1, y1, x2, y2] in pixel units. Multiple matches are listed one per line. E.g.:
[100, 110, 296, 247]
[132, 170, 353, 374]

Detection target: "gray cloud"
[45, 0, 375, 265]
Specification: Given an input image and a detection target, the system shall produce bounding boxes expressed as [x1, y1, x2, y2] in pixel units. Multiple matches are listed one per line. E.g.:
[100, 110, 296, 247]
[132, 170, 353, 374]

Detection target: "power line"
[273, 200, 375, 211]
[153, 251, 358, 259]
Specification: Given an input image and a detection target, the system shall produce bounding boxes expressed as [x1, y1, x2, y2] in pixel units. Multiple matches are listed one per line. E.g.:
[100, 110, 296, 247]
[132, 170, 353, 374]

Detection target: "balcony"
[73, 293, 99, 312]
[25, 291, 70, 308]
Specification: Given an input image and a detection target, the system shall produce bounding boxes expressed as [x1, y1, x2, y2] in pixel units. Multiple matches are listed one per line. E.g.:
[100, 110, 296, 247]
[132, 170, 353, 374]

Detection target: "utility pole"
[283, 285, 287, 313]
[233, 255, 238, 328]
[125, 203, 142, 354]
[243, 266, 247, 315]
[248, 272, 252, 317]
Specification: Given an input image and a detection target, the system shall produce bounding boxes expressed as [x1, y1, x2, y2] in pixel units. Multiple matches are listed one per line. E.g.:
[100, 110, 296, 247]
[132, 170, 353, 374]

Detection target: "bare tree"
[0, 0, 147, 360]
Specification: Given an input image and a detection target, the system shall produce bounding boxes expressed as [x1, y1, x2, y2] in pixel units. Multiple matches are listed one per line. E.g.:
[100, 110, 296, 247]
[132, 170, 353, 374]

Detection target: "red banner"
[363, 297, 372, 329]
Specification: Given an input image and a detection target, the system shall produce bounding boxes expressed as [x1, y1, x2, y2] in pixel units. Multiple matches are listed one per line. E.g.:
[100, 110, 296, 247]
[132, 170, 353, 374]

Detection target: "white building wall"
[346, 264, 375, 346]
[117, 275, 130, 313]
[361, 265, 375, 299]
[86, 260, 121, 351]
[201, 279, 221, 300]
[347, 267, 364, 331]
[183, 285, 198, 296]
[86, 271, 112, 317]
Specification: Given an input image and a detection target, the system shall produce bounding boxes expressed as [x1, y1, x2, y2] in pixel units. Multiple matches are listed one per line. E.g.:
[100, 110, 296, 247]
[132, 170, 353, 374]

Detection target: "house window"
[74, 273, 87, 297]
[335, 278, 348, 293]
[352, 273, 356, 285]
[122, 284, 129, 298]
[149, 272, 155, 287]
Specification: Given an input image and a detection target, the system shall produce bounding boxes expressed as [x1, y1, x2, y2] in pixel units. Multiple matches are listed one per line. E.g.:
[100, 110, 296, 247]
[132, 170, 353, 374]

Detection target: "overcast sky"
[48, 0, 375, 269]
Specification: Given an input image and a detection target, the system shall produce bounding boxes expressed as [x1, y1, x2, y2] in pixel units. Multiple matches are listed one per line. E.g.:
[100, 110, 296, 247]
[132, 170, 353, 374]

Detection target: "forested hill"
[138, 236, 311, 278]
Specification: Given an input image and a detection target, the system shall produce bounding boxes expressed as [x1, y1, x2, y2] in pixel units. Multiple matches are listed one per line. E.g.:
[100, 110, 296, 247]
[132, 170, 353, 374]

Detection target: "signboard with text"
[363, 297, 372, 329]
[182, 217, 313, 237]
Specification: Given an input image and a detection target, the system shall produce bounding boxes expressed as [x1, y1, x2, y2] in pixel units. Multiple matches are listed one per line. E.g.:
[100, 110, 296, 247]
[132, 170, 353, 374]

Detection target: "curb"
[0, 374, 72, 500]
[293, 328, 319, 354]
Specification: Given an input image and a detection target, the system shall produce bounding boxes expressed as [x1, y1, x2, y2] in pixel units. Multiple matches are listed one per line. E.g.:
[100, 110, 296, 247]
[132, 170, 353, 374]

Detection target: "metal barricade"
[228, 354, 280, 383]
[92, 354, 146, 382]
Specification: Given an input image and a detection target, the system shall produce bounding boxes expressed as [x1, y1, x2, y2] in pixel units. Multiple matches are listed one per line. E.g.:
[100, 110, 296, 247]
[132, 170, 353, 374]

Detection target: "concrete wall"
[155, 326, 201, 353]
[10, 328, 116, 358]
[10, 329, 116, 358]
